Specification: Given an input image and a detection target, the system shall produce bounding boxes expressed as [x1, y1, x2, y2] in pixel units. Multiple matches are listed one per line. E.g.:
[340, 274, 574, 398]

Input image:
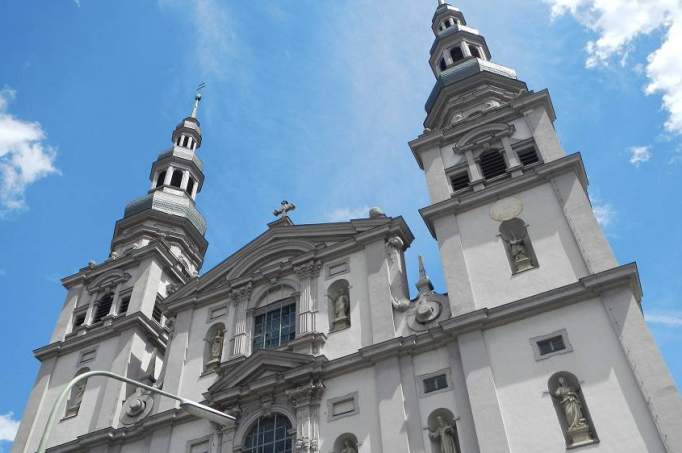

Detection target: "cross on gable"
[273, 200, 296, 219]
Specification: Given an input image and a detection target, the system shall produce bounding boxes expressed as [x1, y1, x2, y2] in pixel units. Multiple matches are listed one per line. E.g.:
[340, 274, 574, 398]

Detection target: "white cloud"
[0, 412, 19, 442]
[546, 0, 682, 135]
[646, 312, 682, 327]
[629, 145, 652, 166]
[592, 200, 616, 227]
[326, 206, 372, 222]
[0, 88, 59, 215]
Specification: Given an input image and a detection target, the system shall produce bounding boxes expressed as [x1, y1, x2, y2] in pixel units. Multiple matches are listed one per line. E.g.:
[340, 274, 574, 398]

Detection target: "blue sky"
[1, 0, 680, 448]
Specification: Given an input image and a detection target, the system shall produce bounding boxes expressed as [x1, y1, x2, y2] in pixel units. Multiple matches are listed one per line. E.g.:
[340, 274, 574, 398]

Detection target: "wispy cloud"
[326, 206, 372, 222]
[592, 199, 616, 227]
[0, 87, 59, 216]
[646, 312, 682, 328]
[545, 0, 682, 136]
[629, 145, 652, 167]
[0, 412, 19, 442]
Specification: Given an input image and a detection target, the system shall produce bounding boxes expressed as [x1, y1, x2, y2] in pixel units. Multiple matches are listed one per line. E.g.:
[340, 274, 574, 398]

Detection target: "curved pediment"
[87, 269, 132, 293]
[225, 239, 315, 281]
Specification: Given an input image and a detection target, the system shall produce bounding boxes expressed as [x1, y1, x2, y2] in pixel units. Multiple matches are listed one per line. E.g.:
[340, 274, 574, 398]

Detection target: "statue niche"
[64, 368, 90, 418]
[328, 279, 351, 332]
[549, 372, 597, 447]
[428, 409, 460, 453]
[499, 218, 537, 274]
[204, 323, 226, 371]
[333, 433, 359, 453]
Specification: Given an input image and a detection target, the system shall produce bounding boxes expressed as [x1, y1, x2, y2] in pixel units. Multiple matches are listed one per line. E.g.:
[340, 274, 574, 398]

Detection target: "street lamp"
[37, 370, 235, 453]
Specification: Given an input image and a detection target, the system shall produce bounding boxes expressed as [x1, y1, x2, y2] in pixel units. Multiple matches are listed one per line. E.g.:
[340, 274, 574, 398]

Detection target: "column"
[464, 149, 485, 191]
[461, 41, 472, 57]
[180, 170, 190, 191]
[444, 49, 454, 66]
[191, 181, 199, 199]
[230, 284, 252, 357]
[150, 170, 159, 190]
[163, 166, 174, 185]
[294, 260, 322, 335]
[287, 380, 324, 453]
[501, 136, 522, 176]
[458, 331, 511, 453]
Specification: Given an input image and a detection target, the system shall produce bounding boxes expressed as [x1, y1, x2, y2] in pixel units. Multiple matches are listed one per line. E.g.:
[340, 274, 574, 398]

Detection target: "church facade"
[12, 2, 682, 453]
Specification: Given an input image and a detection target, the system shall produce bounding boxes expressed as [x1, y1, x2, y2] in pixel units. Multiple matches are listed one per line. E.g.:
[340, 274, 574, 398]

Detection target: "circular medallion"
[490, 197, 523, 222]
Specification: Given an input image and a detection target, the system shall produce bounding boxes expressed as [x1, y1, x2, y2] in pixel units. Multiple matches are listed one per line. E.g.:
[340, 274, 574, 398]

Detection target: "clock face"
[490, 197, 523, 222]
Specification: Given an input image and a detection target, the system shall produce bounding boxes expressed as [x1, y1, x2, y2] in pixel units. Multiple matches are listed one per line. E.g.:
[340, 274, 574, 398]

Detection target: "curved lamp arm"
[37, 370, 235, 453]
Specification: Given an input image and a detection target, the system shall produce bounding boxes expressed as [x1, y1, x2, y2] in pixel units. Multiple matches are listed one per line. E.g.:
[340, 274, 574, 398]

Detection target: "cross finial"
[191, 82, 206, 119]
[273, 200, 296, 219]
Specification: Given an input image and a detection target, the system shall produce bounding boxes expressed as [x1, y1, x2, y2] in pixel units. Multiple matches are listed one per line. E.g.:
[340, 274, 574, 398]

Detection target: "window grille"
[450, 171, 470, 192]
[118, 296, 130, 315]
[479, 150, 507, 179]
[152, 303, 163, 323]
[517, 146, 540, 166]
[423, 374, 448, 394]
[252, 303, 296, 351]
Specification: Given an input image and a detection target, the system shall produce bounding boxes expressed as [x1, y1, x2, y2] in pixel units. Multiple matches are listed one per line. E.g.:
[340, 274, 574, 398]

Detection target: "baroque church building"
[13, 2, 682, 453]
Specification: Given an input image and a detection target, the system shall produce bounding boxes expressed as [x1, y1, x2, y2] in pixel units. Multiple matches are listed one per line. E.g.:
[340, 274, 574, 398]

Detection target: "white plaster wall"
[319, 250, 369, 360]
[485, 298, 666, 452]
[455, 182, 589, 309]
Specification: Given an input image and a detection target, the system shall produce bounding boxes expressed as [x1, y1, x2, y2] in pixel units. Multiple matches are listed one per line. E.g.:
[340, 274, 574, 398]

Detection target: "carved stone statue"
[65, 379, 86, 416]
[340, 439, 358, 453]
[429, 416, 459, 453]
[508, 234, 533, 272]
[553, 376, 593, 445]
[333, 292, 350, 330]
[206, 328, 224, 369]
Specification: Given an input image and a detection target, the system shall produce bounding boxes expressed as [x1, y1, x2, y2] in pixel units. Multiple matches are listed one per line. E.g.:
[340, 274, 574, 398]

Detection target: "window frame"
[530, 329, 573, 361]
[251, 298, 298, 352]
[418, 368, 452, 398]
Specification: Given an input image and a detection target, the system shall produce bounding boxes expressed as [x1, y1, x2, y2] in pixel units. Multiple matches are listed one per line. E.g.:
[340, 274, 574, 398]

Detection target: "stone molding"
[34, 313, 169, 362]
[419, 153, 588, 237]
[294, 260, 323, 280]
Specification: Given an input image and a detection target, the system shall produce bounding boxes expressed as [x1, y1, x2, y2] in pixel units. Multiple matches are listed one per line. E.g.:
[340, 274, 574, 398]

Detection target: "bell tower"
[12, 91, 209, 453]
[410, 1, 619, 316]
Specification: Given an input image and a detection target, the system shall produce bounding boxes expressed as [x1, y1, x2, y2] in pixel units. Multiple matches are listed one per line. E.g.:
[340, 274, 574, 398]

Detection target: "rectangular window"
[423, 374, 448, 394]
[450, 171, 470, 192]
[450, 46, 464, 62]
[517, 146, 540, 166]
[92, 295, 113, 324]
[73, 311, 87, 329]
[537, 336, 566, 356]
[252, 302, 297, 351]
[152, 303, 163, 323]
[469, 45, 482, 58]
[118, 296, 131, 315]
[479, 150, 508, 180]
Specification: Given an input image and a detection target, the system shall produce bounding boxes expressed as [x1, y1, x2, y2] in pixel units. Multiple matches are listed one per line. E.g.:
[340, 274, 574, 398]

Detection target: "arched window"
[479, 149, 507, 179]
[427, 409, 460, 453]
[204, 323, 226, 371]
[92, 291, 113, 324]
[548, 372, 597, 447]
[499, 218, 538, 274]
[328, 279, 351, 332]
[170, 170, 183, 188]
[156, 170, 166, 188]
[64, 368, 90, 418]
[243, 414, 294, 453]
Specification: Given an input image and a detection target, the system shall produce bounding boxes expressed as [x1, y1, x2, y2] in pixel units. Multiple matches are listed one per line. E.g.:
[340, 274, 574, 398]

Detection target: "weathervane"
[191, 82, 206, 118]
[273, 200, 296, 219]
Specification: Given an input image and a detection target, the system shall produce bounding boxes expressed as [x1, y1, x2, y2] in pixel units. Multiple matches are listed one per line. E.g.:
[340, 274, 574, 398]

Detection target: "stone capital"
[229, 282, 253, 303]
[286, 379, 325, 407]
[294, 260, 322, 280]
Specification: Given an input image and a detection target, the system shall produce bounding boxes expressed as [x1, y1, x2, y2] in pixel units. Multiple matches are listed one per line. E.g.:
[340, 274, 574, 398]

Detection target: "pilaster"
[230, 284, 253, 357]
[294, 260, 322, 336]
[287, 380, 325, 453]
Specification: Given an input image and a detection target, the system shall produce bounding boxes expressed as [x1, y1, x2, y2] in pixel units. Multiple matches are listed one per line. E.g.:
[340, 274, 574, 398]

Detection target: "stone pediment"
[208, 350, 323, 394]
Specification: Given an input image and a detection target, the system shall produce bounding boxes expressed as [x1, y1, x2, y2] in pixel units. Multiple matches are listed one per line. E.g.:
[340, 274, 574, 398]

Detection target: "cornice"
[163, 218, 414, 315]
[419, 153, 588, 237]
[42, 263, 639, 452]
[61, 240, 189, 289]
[34, 313, 168, 362]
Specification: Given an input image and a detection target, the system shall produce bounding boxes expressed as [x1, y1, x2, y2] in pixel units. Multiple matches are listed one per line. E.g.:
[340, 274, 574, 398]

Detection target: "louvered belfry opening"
[450, 171, 471, 192]
[479, 149, 507, 179]
[517, 146, 540, 166]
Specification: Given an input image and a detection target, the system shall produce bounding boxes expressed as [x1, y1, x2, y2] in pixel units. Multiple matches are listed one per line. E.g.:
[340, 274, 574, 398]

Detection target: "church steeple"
[111, 89, 209, 277]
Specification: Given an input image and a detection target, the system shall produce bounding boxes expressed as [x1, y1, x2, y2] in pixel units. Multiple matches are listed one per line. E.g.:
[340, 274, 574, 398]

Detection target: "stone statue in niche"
[333, 291, 350, 330]
[553, 376, 594, 445]
[508, 233, 533, 272]
[206, 327, 224, 370]
[340, 439, 358, 453]
[65, 379, 87, 417]
[429, 416, 459, 453]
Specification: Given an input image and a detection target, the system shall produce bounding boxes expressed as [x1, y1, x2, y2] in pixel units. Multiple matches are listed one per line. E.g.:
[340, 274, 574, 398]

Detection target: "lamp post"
[37, 370, 235, 453]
